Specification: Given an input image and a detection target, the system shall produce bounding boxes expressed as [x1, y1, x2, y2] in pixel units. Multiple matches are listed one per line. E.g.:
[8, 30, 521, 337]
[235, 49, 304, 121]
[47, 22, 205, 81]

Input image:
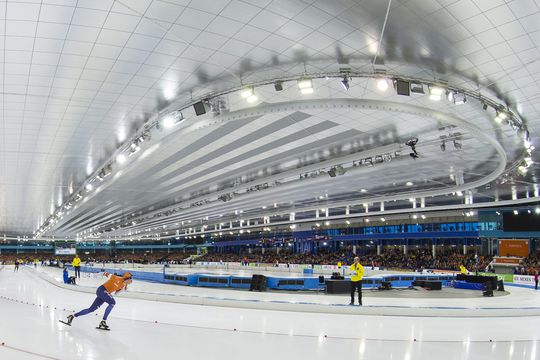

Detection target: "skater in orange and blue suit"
[62, 272, 132, 330]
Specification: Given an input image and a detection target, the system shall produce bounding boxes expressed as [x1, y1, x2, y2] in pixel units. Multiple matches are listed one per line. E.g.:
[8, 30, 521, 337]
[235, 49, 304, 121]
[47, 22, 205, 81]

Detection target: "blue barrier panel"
[452, 281, 484, 290]
[196, 274, 230, 287]
[229, 276, 252, 289]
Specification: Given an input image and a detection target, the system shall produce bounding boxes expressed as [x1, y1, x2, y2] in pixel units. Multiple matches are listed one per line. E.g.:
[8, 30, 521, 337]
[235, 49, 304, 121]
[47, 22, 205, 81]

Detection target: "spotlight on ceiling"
[410, 82, 425, 94]
[241, 86, 258, 103]
[297, 78, 313, 94]
[449, 91, 466, 105]
[428, 86, 444, 101]
[494, 110, 508, 124]
[116, 154, 127, 164]
[377, 78, 389, 91]
[395, 79, 410, 96]
[340, 75, 350, 91]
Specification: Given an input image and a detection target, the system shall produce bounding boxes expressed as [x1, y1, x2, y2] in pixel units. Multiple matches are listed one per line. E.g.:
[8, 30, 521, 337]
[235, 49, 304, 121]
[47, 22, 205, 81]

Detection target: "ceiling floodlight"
[240, 86, 255, 98]
[377, 78, 389, 91]
[340, 75, 350, 91]
[85, 184, 93, 191]
[162, 115, 175, 129]
[494, 110, 508, 124]
[449, 91, 466, 105]
[406, 181, 413, 186]
[116, 154, 127, 164]
[428, 86, 444, 101]
[298, 78, 313, 94]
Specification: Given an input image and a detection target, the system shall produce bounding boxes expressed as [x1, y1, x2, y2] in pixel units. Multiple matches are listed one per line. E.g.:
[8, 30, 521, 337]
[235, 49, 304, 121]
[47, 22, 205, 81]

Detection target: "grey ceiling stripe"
[113, 129, 361, 225]
[119, 120, 343, 210]
[137, 115, 262, 184]
[151, 111, 312, 186]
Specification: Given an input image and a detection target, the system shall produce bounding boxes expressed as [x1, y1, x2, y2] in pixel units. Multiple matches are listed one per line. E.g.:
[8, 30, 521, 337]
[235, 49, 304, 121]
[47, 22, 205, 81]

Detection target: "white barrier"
[513, 275, 536, 286]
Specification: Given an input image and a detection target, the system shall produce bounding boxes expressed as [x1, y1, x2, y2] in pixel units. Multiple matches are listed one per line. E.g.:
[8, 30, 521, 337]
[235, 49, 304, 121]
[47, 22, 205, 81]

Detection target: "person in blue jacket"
[63, 267, 76, 285]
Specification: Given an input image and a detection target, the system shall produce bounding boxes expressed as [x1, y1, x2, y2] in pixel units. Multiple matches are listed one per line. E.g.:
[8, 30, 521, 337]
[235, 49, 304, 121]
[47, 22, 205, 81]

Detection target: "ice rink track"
[1, 265, 540, 360]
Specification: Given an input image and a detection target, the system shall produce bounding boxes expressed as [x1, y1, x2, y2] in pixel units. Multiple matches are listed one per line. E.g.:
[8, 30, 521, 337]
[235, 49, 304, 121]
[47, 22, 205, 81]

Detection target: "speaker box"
[193, 101, 210, 116]
[249, 274, 267, 292]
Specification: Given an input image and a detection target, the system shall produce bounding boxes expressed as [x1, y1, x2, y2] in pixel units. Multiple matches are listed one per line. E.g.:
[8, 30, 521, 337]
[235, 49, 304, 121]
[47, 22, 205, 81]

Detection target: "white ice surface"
[1, 265, 539, 360]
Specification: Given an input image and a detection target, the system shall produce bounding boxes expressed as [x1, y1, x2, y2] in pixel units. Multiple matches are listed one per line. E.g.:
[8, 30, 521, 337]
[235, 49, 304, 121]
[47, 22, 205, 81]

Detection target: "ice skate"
[96, 320, 110, 331]
[59, 314, 74, 326]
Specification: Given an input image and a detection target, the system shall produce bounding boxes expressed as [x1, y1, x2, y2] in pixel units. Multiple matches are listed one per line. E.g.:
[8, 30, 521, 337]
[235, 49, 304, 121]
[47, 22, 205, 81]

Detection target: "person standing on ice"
[61, 272, 132, 330]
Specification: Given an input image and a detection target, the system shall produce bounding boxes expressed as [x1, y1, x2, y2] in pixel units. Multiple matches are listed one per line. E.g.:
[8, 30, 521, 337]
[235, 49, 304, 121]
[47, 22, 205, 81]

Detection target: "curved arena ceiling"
[0, 0, 538, 240]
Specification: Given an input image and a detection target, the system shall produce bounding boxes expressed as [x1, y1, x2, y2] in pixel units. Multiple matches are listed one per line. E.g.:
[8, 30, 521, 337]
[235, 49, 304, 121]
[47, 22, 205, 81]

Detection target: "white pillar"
[463, 244, 467, 255]
[380, 202, 384, 212]
[352, 245, 357, 255]
[432, 244, 436, 257]
[403, 245, 408, 255]
[377, 244, 381, 255]
[345, 206, 350, 215]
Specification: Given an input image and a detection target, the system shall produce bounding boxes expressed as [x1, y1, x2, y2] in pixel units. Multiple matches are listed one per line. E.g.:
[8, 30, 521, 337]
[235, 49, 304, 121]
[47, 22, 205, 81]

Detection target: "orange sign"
[498, 239, 529, 257]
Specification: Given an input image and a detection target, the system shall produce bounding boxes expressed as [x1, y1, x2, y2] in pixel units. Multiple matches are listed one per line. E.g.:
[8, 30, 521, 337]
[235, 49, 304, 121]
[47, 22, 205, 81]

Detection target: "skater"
[14, 259, 19, 272]
[349, 256, 365, 306]
[535, 271, 539, 290]
[61, 272, 132, 330]
[63, 267, 76, 285]
[72, 254, 81, 278]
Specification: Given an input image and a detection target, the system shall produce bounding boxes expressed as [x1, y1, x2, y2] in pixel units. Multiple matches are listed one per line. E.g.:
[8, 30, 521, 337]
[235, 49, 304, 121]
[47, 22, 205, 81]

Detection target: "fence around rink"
[74, 263, 457, 291]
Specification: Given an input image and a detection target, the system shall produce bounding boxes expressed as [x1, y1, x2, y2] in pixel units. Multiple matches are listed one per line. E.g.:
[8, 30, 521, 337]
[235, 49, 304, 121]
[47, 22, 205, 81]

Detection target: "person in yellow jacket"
[72, 255, 81, 278]
[349, 256, 365, 306]
[459, 264, 467, 275]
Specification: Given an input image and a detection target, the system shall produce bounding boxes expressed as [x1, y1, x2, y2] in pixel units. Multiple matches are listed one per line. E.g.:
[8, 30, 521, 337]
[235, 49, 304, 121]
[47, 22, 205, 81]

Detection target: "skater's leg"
[74, 296, 104, 317]
[101, 291, 116, 320]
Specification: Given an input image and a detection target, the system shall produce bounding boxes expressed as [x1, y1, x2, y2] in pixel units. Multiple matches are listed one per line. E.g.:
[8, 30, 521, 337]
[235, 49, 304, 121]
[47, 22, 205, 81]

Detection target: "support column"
[403, 245, 408, 255]
[463, 244, 467, 255]
[377, 244, 381, 255]
[432, 243, 436, 257]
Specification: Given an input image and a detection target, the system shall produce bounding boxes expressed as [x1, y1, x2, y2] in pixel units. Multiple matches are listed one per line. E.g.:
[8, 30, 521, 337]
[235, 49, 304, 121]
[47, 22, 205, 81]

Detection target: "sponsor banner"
[513, 275, 535, 286]
[498, 239, 529, 257]
[54, 248, 76, 255]
[493, 257, 521, 265]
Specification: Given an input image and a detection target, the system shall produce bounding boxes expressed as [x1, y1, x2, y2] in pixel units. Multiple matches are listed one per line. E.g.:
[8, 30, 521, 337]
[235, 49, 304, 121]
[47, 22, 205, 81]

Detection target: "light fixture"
[421, 214, 426, 219]
[451, 91, 466, 105]
[346, 220, 351, 225]
[412, 214, 418, 219]
[536, 208, 540, 214]
[297, 78, 313, 94]
[377, 78, 389, 91]
[240, 86, 255, 99]
[360, 188, 367, 193]
[324, 221, 330, 226]
[514, 210, 518, 215]
[85, 184, 93, 191]
[406, 181, 413, 186]
[116, 154, 126, 164]
[340, 75, 349, 90]
[380, 217, 386, 222]
[428, 86, 444, 101]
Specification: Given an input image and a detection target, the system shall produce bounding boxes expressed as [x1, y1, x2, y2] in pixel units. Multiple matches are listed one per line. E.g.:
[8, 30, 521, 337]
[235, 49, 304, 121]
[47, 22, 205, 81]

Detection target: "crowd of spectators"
[197, 247, 494, 272]
[2, 248, 539, 273]
[0, 250, 196, 266]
